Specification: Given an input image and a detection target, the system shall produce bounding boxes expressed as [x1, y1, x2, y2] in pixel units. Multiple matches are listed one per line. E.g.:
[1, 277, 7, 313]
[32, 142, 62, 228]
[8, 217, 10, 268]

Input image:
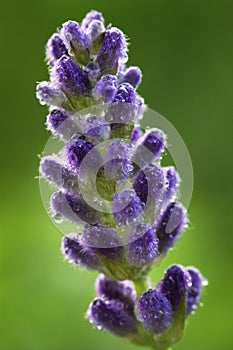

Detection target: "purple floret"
[186, 267, 204, 315]
[121, 66, 142, 89]
[36, 81, 68, 107]
[96, 274, 136, 312]
[158, 265, 190, 312]
[133, 129, 166, 168]
[89, 298, 137, 337]
[81, 10, 105, 30]
[61, 21, 89, 53]
[62, 233, 102, 270]
[46, 34, 68, 66]
[164, 166, 180, 202]
[138, 289, 173, 334]
[65, 192, 100, 224]
[127, 224, 159, 267]
[113, 189, 143, 226]
[97, 27, 128, 74]
[40, 157, 64, 187]
[67, 137, 95, 173]
[133, 165, 166, 209]
[52, 55, 90, 96]
[83, 224, 123, 260]
[93, 74, 118, 102]
[156, 202, 188, 252]
[84, 115, 111, 143]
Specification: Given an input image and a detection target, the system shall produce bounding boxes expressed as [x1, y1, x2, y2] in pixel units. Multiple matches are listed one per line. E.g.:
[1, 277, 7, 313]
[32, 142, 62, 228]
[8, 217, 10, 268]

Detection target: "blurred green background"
[0, 0, 232, 349]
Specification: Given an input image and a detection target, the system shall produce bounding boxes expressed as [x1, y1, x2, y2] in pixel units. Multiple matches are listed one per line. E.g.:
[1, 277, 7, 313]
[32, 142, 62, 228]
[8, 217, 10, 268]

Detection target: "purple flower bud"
[88, 298, 137, 337]
[36, 81, 68, 107]
[133, 165, 166, 208]
[46, 34, 68, 66]
[104, 140, 133, 182]
[133, 129, 166, 168]
[81, 10, 105, 31]
[127, 224, 159, 267]
[86, 20, 105, 53]
[121, 66, 142, 89]
[50, 191, 82, 225]
[164, 166, 180, 202]
[65, 192, 100, 224]
[114, 83, 136, 104]
[66, 137, 95, 173]
[156, 202, 188, 252]
[83, 224, 123, 260]
[113, 189, 143, 226]
[130, 127, 143, 144]
[52, 56, 90, 96]
[40, 156, 64, 187]
[62, 233, 102, 270]
[61, 21, 89, 64]
[84, 115, 111, 143]
[159, 265, 190, 312]
[97, 27, 128, 74]
[46, 109, 80, 140]
[186, 267, 204, 315]
[85, 62, 101, 83]
[138, 289, 173, 334]
[107, 83, 137, 125]
[96, 275, 136, 312]
[93, 74, 118, 102]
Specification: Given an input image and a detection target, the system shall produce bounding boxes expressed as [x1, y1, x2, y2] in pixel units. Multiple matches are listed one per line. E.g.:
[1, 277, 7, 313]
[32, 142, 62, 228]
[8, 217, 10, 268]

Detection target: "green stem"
[133, 276, 148, 297]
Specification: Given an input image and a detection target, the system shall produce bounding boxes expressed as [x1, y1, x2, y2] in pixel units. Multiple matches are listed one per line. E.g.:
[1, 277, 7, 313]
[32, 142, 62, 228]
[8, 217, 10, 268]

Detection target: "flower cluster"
[37, 10, 206, 350]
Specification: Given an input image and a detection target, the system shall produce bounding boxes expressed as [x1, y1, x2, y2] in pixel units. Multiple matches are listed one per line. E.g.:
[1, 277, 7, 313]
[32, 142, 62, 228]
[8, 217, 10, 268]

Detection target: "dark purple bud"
[65, 192, 100, 224]
[81, 10, 105, 31]
[66, 137, 94, 174]
[50, 191, 83, 225]
[36, 81, 68, 107]
[97, 27, 128, 74]
[46, 34, 68, 66]
[130, 127, 143, 144]
[96, 274, 136, 312]
[114, 83, 136, 104]
[127, 224, 159, 267]
[84, 115, 111, 143]
[133, 165, 166, 209]
[88, 298, 137, 337]
[107, 83, 137, 125]
[85, 62, 101, 83]
[156, 202, 188, 252]
[61, 21, 89, 64]
[52, 56, 90, 96]
[40, 156, 64, 187]
[138, 289, 173, 334]
[93, 74, 118, 102]
[158, 265, 191, 312]
[62, 233, 102, 270]
[164, 166, 180, 202]
[186, 267, 205, 315]
[133, 129, 166, 168]
[46, 109, 79, 140]
[86, 20, 105, 53]
[121, 66, 142, 89]
[104, 140, 133, 182]
[113, 189, 143, 226]
[83, 224, 123, 260]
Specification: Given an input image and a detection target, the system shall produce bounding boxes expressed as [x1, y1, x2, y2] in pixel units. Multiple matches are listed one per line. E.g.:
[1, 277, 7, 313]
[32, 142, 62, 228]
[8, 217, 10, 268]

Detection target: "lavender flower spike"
[37, 10, 206, 350]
